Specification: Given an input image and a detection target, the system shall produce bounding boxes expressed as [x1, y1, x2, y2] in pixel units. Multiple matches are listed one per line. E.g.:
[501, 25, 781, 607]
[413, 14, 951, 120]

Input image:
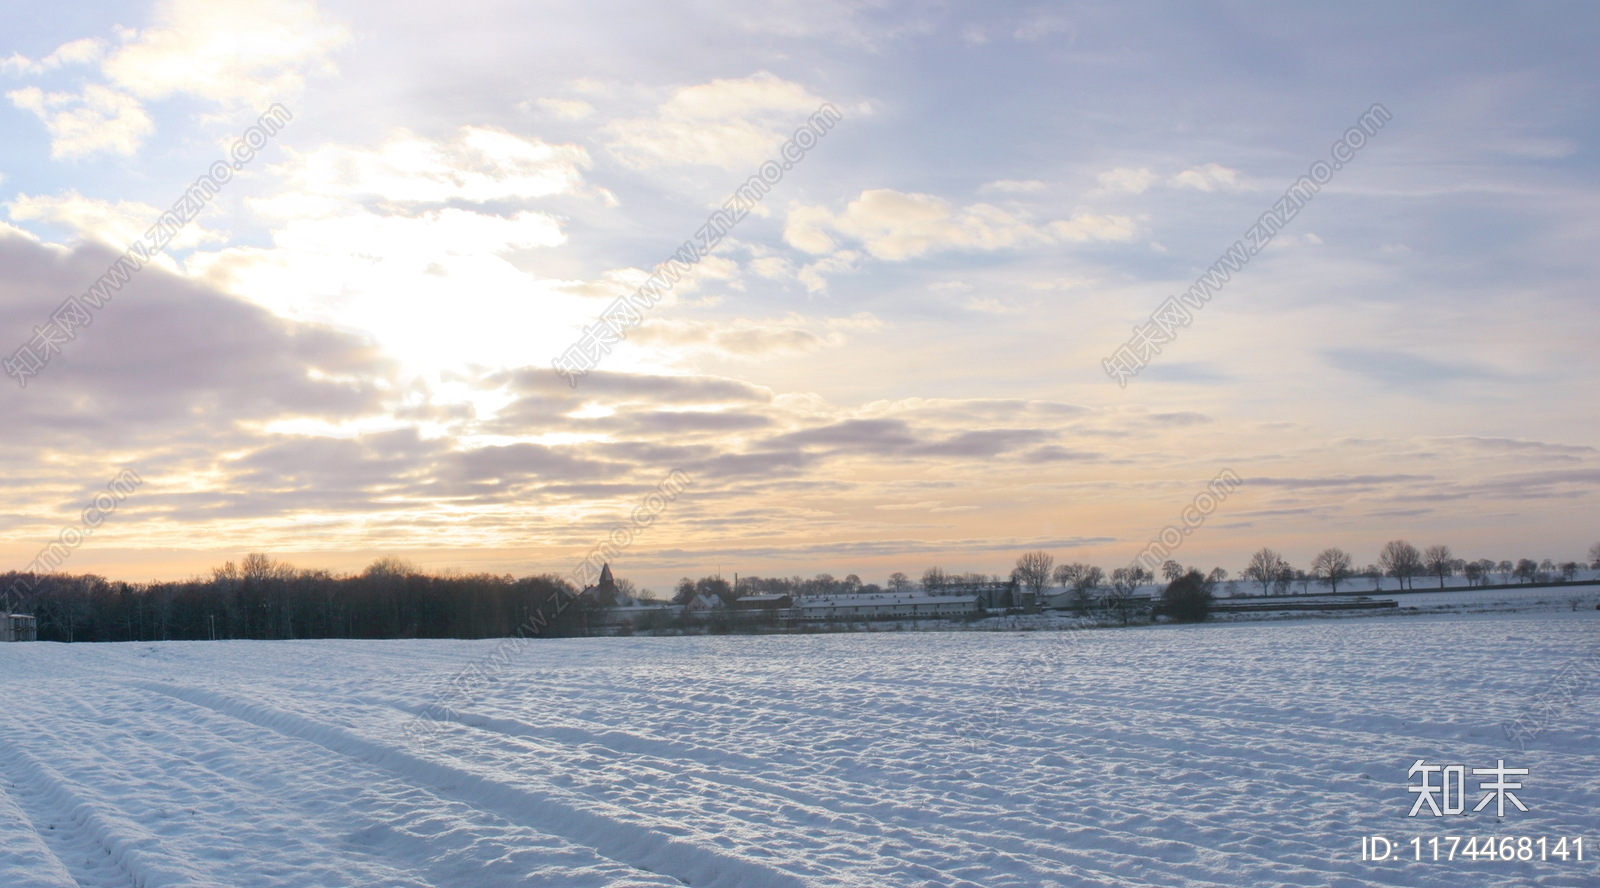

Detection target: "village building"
[686, 593, 725, 613]
[799, 593, 981, 620]
[584, 563, 629, 607]
[1, 613, 38, 642]
[732, 593, 792, 610]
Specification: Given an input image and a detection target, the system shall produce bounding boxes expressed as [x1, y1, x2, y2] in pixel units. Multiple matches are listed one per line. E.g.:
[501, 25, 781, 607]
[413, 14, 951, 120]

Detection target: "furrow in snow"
[135, 681, 813, 888]
[0, 735, 201, 888]
[0, 773, 78, 888]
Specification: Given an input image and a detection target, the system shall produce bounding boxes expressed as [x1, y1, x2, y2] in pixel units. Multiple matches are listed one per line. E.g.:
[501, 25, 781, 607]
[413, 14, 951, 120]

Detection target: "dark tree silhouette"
[1160, 569, 1214, 623]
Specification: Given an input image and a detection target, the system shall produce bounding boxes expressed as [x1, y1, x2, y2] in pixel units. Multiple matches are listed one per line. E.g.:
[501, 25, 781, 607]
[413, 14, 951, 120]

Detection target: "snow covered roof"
[800, 594, 979, 608]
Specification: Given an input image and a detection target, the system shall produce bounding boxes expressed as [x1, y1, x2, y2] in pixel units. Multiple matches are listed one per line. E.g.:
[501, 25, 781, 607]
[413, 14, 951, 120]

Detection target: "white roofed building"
[800, 593, 980, 621]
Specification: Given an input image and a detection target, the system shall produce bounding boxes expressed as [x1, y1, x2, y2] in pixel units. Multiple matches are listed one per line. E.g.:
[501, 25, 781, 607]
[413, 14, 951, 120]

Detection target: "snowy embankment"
[0, 610, 1596, 887]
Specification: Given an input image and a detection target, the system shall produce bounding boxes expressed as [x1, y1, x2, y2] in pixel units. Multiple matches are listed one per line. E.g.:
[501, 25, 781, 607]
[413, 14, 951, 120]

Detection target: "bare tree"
[1052, 563, 1079, 589]
[1422, 545, 1455, 588]
[1514, 558, 1538, 583]
[1497, 560, 1513, 583]
[920, 567, 947, 592]
[1014, 551, 1054, 598]
[1245, 548, 1285, 596]
[1274, 564, 1294, 596]
[1206, 567, 1228, 585]
[1104, 568, 1140, 624]
[1309, 548, 1353, 594]
[1065, 564, 1103, 615]
[1161, 560, 1185, 582]
[672, 578, 696, 605]
[1476, 559, 1497, 585]
[1378, 540, 1423, 590]
[362, 555, 416, 578]
[1361, 563, 1383, 591]
[1463, 560, 1483, 586]
[1590, 541, 1600, 569]
[887, 572, 911, 592]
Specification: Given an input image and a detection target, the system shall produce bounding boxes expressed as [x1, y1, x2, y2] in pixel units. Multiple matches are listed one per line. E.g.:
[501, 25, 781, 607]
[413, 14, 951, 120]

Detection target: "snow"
[0, 609, 1596, 887]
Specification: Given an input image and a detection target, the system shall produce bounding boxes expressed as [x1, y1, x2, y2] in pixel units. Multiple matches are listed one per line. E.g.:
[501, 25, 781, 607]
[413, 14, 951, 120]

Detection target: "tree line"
[7, 541, 1596, 642]
[2, 554, 595, 643]
[1241, 541, 1598, 595]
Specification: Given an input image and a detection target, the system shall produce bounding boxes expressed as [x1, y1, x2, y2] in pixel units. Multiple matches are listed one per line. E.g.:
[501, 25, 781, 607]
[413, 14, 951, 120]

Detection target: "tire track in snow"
[121, 685, 684, 888]
[387, 699, 1239, 888]
[0, 773, 78, 888]
[13, 688, 448, 888]
[136, 681, 811, 888]
[0, 733, 198, 888]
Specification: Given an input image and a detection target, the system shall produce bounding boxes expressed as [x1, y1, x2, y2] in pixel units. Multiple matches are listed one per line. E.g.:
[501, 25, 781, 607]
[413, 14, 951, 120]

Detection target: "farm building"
[799, 593, 981, 621]
[732, 593, 792, 610]
[686, 593, 725, 613]
[1, 613, 38, 642]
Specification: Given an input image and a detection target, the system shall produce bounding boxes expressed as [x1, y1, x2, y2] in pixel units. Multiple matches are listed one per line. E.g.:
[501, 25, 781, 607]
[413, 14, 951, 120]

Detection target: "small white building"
[686, 593, 726, 613]
[800, 593, 980, 621]
[1, 613, 37, 642]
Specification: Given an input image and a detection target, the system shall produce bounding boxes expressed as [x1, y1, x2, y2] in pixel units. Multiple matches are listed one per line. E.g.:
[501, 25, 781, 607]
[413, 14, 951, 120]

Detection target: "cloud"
[492, 368, 774, 407]
[605, 71, 825, 170]
[7, 84, 154, 159]
[979, 179, 1048, 194]
[185, 206, 571, 371]
[1, 38, 108, 75]
[782, 203, 840, 254]
[100, 0, 349, 107]
[627, 312, 882, 360]
[0, 230, 392, 447]
[6, 0, 347, 159]
[1014, 13, 1074, 41]
[748, 256, 794, 278]
[268, 126, 591, 206]
[1168, 162, 1247, 192]
[172, 126, 605, 376]
[9, 190, 228, 252]
[1323, 348, 1504, 388]
[965, 296, 1015, 313]
[796, 250, 860, 293]
[1049, 208, 1139, 242]
[830, 191, 1041, 260]
[783, 190, 1037, 260]
[786, 189, 1136, 266]
[1095, 167, 1156, 194]
[534, 98, 594, 119]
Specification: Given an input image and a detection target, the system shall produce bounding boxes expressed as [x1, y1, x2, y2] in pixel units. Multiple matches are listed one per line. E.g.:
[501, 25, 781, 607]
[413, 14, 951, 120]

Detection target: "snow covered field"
[1, 610, 1596, 887]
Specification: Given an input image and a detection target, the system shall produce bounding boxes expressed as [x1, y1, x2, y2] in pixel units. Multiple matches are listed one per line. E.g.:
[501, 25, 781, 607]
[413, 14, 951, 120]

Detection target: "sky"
[1, 0, 1597, 593]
